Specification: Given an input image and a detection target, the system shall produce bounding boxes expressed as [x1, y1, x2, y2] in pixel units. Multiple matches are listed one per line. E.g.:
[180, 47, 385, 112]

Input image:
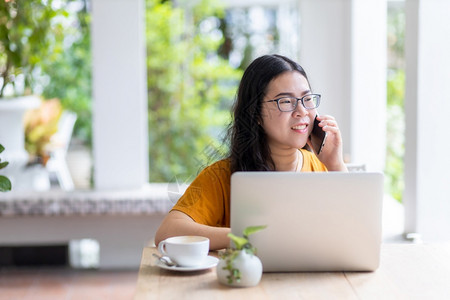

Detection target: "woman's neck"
[270, 147, 302, 172]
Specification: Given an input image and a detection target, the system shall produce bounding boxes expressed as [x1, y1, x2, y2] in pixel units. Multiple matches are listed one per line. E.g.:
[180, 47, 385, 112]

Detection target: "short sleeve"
[170, 160, 231, 227]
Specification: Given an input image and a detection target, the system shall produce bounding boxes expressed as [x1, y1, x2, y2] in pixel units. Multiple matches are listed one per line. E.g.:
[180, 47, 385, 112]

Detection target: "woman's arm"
[155, 210, 231, 250]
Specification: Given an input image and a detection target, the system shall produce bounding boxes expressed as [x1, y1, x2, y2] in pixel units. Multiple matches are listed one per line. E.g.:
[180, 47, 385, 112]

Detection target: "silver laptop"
[230, 172, 384, 272]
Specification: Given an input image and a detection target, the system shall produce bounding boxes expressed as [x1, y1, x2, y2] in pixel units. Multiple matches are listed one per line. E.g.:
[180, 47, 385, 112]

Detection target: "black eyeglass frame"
[265, 93, 321, 112]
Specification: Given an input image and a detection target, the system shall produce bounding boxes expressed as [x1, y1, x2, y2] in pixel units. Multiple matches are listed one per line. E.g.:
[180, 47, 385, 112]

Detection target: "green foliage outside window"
[386, 2, 405, 202]
[386, 70, 404, 202]
[146, 0, 242, 182]
[0, 0, 67, 97]
[9, 0, 240, 184]
[40, 1, 92, 144]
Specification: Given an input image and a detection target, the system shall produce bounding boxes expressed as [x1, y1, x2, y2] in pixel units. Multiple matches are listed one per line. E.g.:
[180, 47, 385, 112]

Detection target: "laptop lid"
[230, 172, 384, 272]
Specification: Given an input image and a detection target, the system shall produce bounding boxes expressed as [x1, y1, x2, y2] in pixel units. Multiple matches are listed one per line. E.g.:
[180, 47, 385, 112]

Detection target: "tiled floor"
[0, 267, 137, 300]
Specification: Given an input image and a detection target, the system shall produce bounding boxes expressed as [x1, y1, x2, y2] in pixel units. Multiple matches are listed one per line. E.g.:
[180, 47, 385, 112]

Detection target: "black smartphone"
[310, 114, 327, 155]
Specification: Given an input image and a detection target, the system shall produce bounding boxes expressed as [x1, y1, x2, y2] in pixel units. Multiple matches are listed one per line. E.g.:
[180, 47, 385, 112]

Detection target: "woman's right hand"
[310, 114, 347, 171]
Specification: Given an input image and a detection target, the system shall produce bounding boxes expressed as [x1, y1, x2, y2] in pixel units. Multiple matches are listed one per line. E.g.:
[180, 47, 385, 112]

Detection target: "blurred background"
[1, 0, 449, 274]
[0, 0, 405, 193]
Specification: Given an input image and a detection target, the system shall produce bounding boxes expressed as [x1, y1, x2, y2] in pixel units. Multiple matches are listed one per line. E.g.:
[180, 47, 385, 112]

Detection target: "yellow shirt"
[171, 149, 327, 227]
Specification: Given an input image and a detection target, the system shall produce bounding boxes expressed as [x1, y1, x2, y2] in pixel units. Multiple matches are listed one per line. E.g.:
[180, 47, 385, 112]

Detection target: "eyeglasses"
[265, 94, 321, 112]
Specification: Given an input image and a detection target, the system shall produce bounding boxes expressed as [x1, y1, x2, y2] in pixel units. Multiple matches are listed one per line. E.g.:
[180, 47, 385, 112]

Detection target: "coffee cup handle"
[158, 241, 168, 256]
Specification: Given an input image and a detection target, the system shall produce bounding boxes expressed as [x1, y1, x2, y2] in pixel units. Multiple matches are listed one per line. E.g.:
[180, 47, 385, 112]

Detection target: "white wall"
[404, 0, 450, 241]
[299, 0, 386, 171]
[350, 1, 387, 172]
[91, 0, 148, 190]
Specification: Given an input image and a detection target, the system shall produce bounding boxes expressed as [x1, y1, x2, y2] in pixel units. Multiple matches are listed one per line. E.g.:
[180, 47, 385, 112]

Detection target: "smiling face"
[260, 71, 316, 152]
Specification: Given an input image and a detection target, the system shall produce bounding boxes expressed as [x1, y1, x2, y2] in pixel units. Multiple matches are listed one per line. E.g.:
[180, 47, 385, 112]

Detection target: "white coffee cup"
[158, 236, 210, 267]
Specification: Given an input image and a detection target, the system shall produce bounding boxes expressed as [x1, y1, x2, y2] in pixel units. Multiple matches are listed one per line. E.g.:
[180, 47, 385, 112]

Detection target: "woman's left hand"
[308, 115, 347, 171]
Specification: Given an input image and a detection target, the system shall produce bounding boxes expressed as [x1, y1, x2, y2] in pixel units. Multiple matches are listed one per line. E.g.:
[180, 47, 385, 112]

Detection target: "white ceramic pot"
[216, 250, 263, 287]
[0, 96, 42, 189]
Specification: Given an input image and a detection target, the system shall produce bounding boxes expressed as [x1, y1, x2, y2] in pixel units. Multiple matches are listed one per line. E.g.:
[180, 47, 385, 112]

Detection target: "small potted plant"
[0, 144, 12, 192]
[217, 225, 266, 287]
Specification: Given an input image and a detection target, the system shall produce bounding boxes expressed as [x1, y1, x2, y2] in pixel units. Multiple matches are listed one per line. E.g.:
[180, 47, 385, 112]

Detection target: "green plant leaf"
[223, 225, 267, 284]
[0, 175, 12, 192]
[227, 233, 248, 250]
[0, 144, 4, 153]
[243, 225, 267, 238]
[0, 161, 9, 170]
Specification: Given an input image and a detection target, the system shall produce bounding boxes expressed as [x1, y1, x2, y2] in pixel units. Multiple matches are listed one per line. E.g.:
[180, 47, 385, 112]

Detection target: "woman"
[155, 54, 347, 250]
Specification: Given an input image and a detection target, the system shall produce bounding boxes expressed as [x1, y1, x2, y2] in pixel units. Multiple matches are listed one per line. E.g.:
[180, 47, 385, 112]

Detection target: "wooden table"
[135, 243, 450, 299]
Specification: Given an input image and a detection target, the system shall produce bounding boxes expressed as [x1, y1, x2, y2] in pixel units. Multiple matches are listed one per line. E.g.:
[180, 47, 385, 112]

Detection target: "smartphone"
[310, 114, 327, 155]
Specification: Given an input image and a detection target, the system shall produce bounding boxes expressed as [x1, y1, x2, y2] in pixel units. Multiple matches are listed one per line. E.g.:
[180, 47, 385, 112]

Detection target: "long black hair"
[227, 54, 310, 173]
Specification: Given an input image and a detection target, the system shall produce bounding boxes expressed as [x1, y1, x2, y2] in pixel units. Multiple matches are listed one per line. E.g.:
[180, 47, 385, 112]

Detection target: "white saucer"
[155, 256, 219, 272]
